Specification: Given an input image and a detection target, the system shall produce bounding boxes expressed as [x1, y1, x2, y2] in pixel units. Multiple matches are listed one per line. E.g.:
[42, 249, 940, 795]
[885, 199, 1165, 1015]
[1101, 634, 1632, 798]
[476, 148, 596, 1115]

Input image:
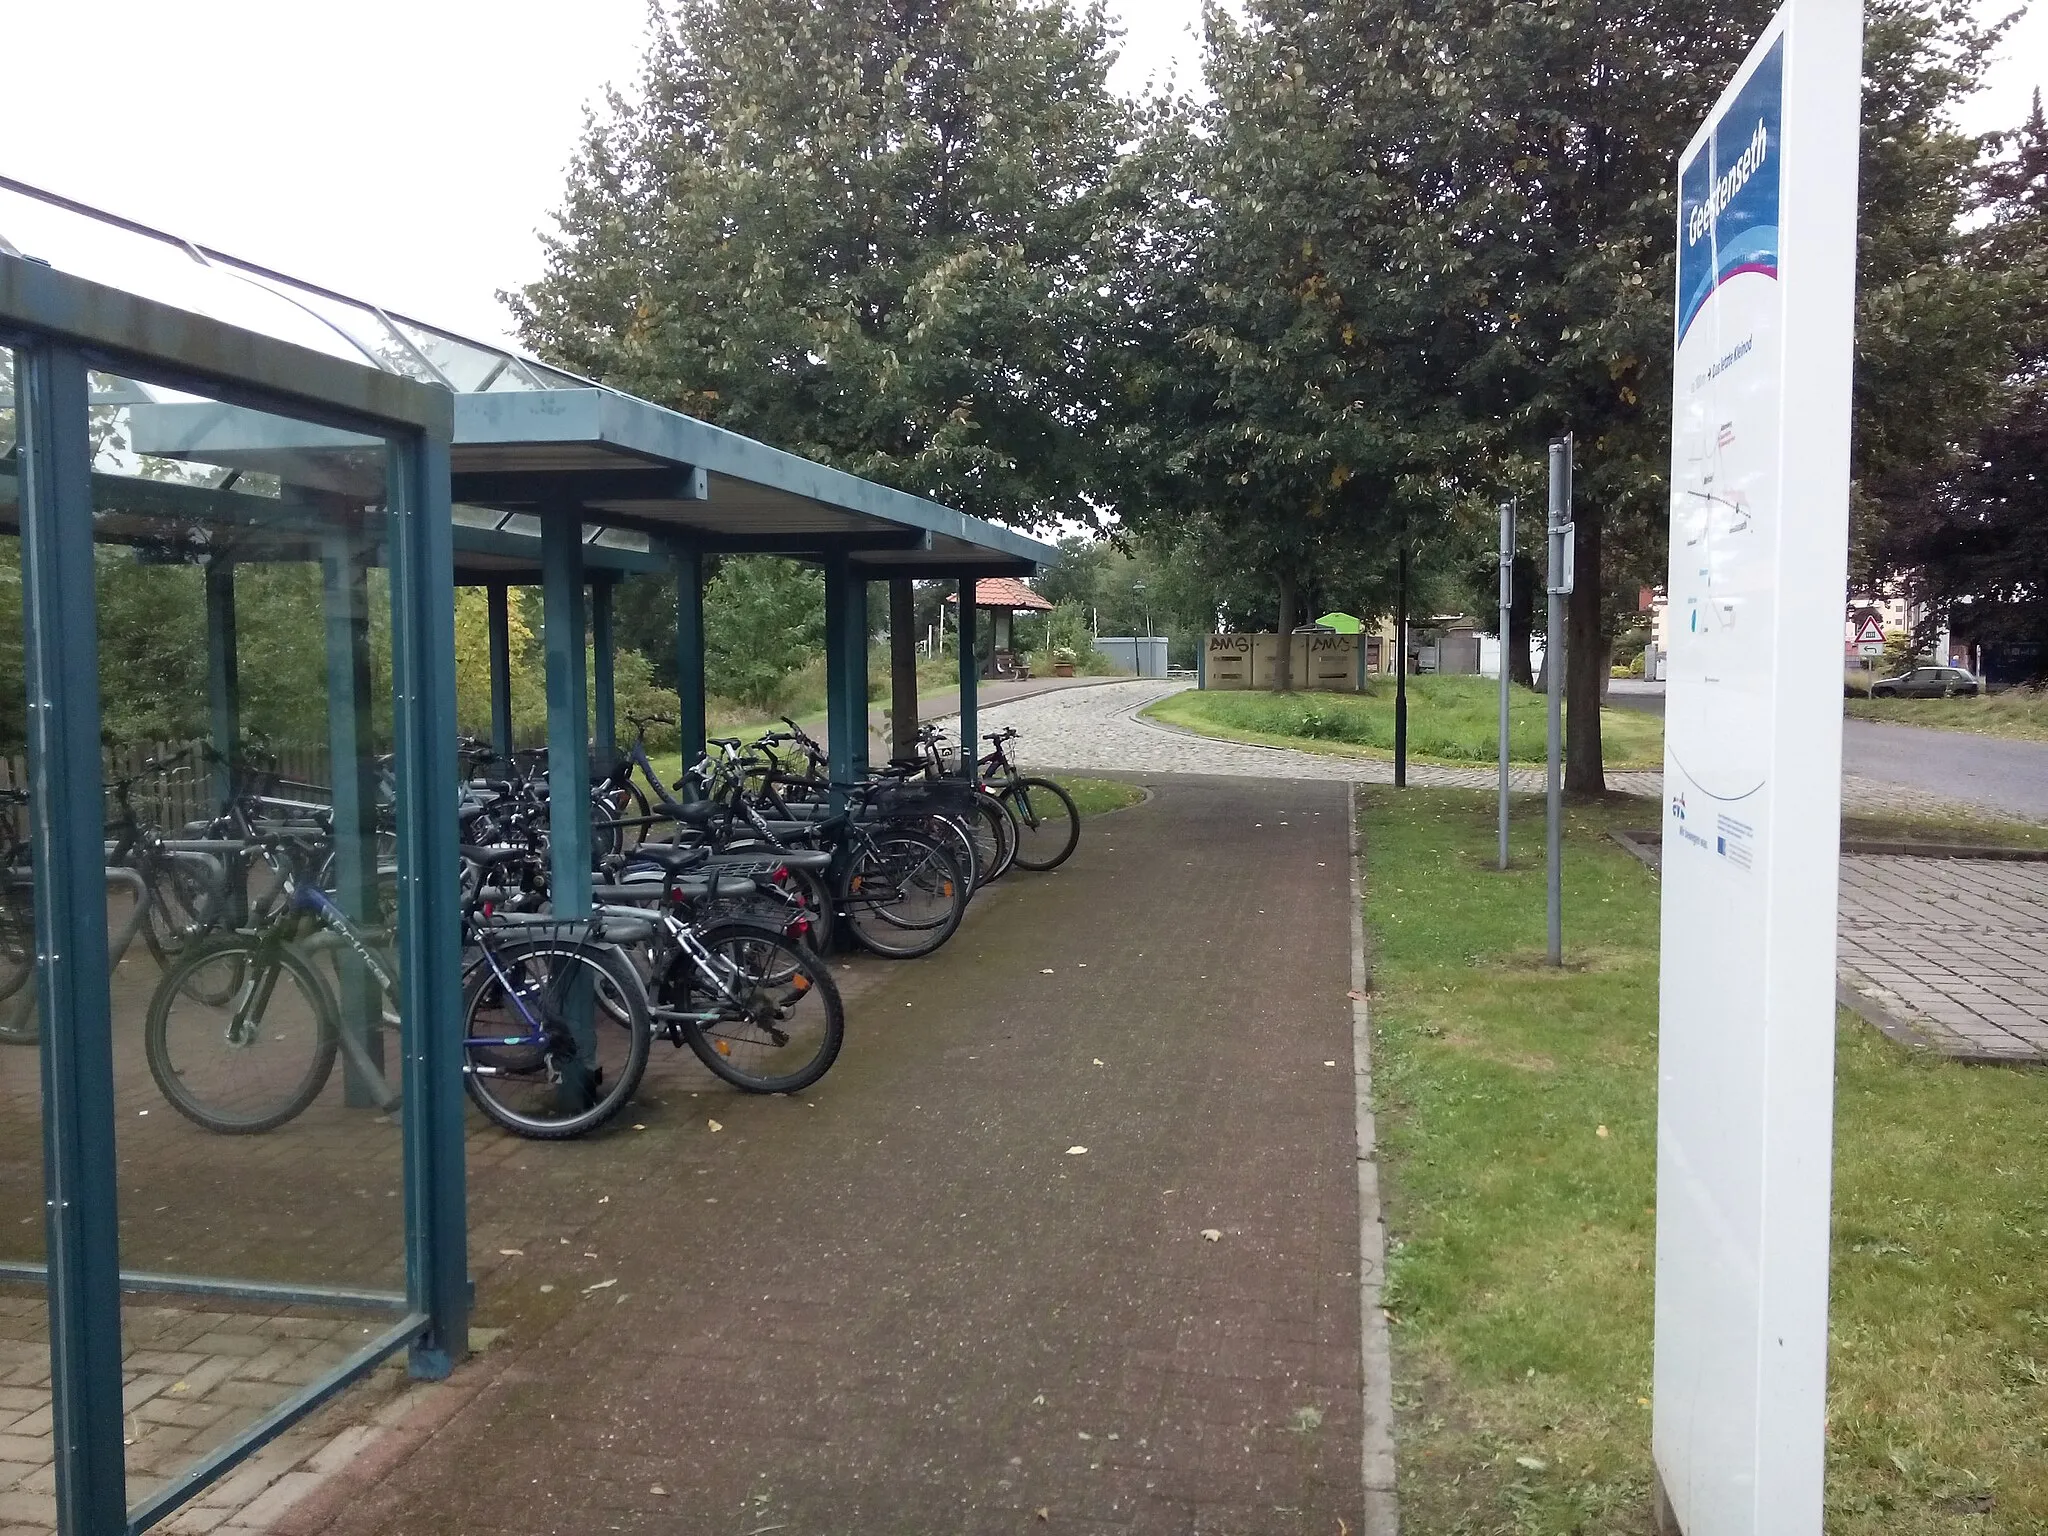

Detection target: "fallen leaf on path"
[498, 1248, 524, 1256]
[1346, 989, 1366, 1001]
[1323, 1061, 1336, 1068]
[1596, 1125, 1610, 1139]
[1515, 1456, 1547, 1472]
[583, 1278, 618, 1293]
[1066, 1146, 1088, 1155]
[708, 1120, 724, 1133]
[1040, 968, 1055, 974]
[651, 1486, 667, 1496]
[1200, 1229, 1222, 1242]
[539, 1284, 555, 1293]
[1036, 1511, 1049, 1523]
[1092, 1058, 1104, 1067]
[1076, 962, 1087, 967]
[632, 1124, 646, 1131]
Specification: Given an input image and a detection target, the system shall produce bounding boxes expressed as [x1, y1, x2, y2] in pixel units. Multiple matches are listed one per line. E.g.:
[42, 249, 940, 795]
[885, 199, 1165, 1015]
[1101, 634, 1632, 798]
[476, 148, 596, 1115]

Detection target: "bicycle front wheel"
[462, 939, 651, 1139]
[145, 938, 339, 1134]
[971, 791, 1019, 883]
[840, 833, 967, 959]
[667, 921, 845, 1093]
[1003, 777, 1081, 871]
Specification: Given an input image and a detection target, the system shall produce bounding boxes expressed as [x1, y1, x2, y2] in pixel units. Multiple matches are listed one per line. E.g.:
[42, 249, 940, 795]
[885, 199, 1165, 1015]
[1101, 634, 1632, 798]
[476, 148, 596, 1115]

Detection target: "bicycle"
[978, 728, 1081, 871]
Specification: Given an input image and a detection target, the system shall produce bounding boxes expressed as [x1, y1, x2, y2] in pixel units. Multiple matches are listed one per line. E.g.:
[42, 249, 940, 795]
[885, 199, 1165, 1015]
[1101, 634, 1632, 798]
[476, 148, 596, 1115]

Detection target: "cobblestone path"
[967, 678, 1994, 820]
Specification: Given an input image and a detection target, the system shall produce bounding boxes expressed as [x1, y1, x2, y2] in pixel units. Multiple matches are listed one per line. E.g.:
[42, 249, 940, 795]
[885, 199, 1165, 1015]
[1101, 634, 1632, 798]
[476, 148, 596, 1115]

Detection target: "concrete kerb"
[1347, 782, 1400, 1536]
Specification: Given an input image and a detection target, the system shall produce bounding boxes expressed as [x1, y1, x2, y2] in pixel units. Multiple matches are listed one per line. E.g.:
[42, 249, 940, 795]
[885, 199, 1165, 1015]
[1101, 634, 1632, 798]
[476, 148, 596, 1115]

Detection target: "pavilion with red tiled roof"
[945, 576, 1055, 675]
[943, 576, 1054, 613]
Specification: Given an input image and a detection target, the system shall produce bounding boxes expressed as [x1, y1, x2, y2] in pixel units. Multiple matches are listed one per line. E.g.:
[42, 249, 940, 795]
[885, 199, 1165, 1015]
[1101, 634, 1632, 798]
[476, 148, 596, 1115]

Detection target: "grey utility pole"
[1546, 437, 1574, 966]
[1498, 499, 1514, 871]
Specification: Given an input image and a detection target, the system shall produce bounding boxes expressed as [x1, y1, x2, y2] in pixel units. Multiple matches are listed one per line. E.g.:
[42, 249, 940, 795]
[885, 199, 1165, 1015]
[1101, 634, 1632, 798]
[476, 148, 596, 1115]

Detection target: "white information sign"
[1655, 3, 1862, 1533]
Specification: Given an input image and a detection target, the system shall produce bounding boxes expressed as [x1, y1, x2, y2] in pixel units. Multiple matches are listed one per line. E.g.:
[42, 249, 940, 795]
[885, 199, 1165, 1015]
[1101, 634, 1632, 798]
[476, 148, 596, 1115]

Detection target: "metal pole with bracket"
[1546, 437, 1574, 965]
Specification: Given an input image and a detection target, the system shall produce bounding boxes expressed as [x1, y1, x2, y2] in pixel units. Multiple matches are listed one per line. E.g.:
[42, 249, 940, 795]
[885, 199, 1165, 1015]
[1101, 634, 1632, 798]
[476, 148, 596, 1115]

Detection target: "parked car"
[1869, 664, 1983, 699]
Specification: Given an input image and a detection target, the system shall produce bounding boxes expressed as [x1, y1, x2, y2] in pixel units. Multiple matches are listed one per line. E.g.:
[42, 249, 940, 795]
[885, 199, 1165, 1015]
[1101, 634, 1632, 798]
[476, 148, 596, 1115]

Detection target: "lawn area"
[1846, 687, 2048, 742]
[1364, 786, 2048, 1534]
[1148, 676, 1664, 768]
[1061, 776, 1145, 816]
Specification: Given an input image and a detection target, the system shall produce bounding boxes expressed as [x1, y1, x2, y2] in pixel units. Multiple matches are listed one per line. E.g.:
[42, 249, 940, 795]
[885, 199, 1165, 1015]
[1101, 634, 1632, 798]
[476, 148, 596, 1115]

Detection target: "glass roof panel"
[0, 184, 369, 367]
[0, 178, 592, 397]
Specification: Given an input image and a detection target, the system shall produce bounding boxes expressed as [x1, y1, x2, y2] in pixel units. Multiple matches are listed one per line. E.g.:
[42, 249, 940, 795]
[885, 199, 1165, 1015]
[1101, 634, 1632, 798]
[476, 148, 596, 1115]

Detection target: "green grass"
[1060, 777, 1145, 816]
[1846, 687, 2048, 742]
[1365, 787, 2048, 1534]
[1148, 676, 1665, 768]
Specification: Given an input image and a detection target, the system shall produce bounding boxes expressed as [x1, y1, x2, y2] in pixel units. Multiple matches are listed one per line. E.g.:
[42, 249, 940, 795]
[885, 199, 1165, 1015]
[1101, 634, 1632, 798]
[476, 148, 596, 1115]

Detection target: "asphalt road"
[1608, 682, 2048, 821]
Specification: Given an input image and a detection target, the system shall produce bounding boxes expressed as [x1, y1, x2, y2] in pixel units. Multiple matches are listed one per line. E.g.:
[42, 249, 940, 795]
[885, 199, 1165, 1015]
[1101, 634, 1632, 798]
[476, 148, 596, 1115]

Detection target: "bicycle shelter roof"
[0, 178, 1055, 581]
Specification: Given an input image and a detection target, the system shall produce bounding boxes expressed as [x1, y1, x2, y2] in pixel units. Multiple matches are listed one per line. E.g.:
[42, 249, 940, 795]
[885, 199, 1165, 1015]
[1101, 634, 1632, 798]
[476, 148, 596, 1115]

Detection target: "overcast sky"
[4, 0, 2042, 349]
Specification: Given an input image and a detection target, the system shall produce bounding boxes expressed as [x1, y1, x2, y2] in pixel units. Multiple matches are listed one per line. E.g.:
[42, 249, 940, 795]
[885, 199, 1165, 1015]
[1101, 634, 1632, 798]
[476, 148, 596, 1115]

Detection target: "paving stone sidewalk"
[1838, 856, 2048, 1062]
[293, 777, 1370, 1535]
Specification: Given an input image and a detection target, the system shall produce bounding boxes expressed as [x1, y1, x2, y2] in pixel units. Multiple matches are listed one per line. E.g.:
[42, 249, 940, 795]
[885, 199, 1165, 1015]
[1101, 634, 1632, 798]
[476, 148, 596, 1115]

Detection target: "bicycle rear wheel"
[840, 833, 967, 959]
[462, 938, 651, 1139]
[666, 921, 844, 1093]
[145, 938, 339, 1134]
[141, 853, 227, 971]
[1003, 777, 1081, 871]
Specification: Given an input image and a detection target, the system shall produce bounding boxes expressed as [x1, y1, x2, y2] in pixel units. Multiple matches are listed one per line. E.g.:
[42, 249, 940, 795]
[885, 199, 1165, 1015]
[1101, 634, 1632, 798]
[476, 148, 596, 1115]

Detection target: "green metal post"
[823, 555, 859, 800]
[957, 577, 979, 779]
[322, 534, 382, 1109]
[541, 509, 591, 912]
[539, 507, 597, 1100]
[19, 341, 127, 1531]
[387, 431, 468, 1380]
[846, 569, 870, 778]
[486, 581, 513, 762]
[672, 546, 706, 776]
[205, 558, 239, 806]
[591, 575, 617, 768]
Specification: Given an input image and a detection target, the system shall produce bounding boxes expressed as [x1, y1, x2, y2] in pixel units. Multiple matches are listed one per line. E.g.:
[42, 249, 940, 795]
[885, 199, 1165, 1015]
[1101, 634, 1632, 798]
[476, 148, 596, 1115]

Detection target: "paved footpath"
[969, 679, 1977, 820]
[298, 778, 1369, 1535]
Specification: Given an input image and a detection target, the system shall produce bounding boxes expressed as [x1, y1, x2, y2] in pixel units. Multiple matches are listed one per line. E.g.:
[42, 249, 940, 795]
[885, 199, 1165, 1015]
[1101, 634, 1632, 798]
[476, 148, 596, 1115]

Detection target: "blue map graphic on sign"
[1677, 37, 1783, 342]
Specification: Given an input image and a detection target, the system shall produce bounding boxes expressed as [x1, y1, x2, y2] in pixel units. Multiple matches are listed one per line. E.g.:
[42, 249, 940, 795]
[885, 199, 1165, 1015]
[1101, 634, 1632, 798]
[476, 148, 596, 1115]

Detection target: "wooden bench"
[983, 649, 1032, 682]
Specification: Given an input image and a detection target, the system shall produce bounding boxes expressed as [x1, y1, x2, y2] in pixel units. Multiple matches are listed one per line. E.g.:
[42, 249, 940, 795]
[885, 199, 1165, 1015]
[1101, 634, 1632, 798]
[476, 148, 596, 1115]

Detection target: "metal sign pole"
[1498, 499, 1514, 870]
[1546, 437, 1573, 965]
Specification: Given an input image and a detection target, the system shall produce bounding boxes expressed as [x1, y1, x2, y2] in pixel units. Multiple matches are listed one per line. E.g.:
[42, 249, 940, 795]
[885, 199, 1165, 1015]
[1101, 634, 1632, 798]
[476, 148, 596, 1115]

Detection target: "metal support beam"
[889, 578, 919, 762]
[450, 466, 705, 505]
[486, 582, 513, 761]
[822, 555, 863, 801]
[322, 534, 383, 1109]
[677, 528, 930, 557]
[591, 575, 617, 768]
[387, 430, 468, 1381]
[957, 577, 979, 779]
[539, 506, 598, 1106]
[19, 340, 127, 1532]
[204, 559, 239, 807]
[672, 547, 707, 776]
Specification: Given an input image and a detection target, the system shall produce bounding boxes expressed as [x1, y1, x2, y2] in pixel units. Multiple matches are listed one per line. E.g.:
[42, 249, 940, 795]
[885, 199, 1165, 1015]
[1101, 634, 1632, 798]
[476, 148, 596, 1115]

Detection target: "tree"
[1868, 91, 2048, 663]
[1276, 0, 2014, 788]
[702, 557, 827, 709]
[1115, 1, 1479, 692]
[512, 0, 1138, 529]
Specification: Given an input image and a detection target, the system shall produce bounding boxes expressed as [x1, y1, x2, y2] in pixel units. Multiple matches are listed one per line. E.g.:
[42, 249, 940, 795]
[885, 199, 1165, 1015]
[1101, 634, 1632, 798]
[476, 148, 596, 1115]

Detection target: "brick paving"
[1837, 856, 2048, 1062]
[291, 776, 1369, 1535]
[965, 678, 1980, 820]
[0, 1295, 411, 1534]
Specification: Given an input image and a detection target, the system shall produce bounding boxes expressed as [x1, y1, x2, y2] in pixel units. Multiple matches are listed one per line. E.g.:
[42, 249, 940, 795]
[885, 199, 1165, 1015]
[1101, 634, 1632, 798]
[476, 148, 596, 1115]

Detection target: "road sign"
[1655, 2, 1862, 1532]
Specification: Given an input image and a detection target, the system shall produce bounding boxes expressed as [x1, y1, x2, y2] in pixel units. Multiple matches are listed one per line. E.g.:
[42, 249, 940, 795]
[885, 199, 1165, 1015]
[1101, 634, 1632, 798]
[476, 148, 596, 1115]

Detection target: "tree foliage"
[512, 0, 1138, 528]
